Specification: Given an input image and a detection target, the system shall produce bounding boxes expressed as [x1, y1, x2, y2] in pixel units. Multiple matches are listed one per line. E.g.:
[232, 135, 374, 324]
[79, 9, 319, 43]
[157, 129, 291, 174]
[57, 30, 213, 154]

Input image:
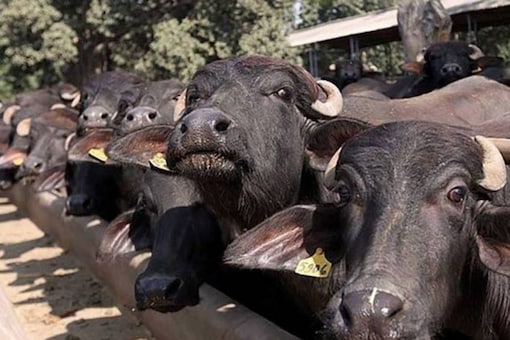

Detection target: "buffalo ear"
[477, 237, 510, 277]
[97, 209, 152, 261]
[401, 62, 424, 74]
[306, 118, 372, 171]
[105, 125, 171, 169]
[32, 164, 66, 193]
[224, 204, 342, 272]
[476, 205, 510, 276]
[67, 129, 115, 164]
[475, 56, 505, 70]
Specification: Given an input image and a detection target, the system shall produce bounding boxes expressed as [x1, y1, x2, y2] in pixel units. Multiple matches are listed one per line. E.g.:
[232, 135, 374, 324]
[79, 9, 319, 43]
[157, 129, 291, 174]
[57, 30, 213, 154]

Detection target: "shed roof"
[288, 0, 510, 48]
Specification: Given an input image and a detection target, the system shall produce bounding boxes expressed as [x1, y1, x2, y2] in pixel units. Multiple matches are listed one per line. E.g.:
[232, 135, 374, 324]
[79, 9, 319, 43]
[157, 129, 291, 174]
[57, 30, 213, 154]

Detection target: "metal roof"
[288, 0, 510, 48]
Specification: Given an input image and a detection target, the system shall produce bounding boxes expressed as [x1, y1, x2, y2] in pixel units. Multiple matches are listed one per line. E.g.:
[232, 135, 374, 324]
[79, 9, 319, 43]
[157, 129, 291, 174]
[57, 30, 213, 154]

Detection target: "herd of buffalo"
[1, 40, 510, 339]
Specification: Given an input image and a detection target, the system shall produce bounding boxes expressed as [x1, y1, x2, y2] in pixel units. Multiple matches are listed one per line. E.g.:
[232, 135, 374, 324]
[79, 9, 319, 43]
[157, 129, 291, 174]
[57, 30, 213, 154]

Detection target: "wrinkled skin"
[105, 56, 340, 315]
[225, 121, 510, 339]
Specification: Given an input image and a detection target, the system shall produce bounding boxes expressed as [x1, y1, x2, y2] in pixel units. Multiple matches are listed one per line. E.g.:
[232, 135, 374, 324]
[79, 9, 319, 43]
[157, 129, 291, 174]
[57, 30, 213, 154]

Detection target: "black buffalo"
[394, 41, 501, 98]
[103, 55, 344, 313]
[225, 120, 510, 339]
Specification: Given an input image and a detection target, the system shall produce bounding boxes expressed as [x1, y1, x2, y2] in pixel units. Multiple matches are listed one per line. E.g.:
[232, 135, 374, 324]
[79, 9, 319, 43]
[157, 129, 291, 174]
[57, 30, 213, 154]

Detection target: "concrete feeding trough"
[7, 184, 297, 340]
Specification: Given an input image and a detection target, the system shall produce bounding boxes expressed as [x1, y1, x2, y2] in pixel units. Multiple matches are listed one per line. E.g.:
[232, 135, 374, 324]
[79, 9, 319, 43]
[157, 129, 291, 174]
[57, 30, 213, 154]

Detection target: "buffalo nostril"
[214, 119, 230, 132]
[100, 113, 109, 120]
[33, 162, 43, 170]
[82, 115, 88, 121]
[148, 112, 157, 120]
[180, 123, 187, 134]
[339, 302, 352, 329]
[375, 291, 404, 318]
[164, 278, 184, 299]
[126, 114, 134, 121]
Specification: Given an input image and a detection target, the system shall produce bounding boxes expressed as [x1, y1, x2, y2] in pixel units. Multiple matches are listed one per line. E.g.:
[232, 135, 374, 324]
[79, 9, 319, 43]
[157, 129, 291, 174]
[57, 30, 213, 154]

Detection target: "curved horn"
[71, 92, 81, 108]
[475, 136, 507, 191]
[51, 103, 67, 110]
[173, 89, 187, 123]
[16, 118, 32, 137]
[64, 132, 77, 151]
[416, 47, 427, 63]
[324, 147, 342, 191]
[311, 80, 343, 118]
[468, 44, 484, 60]
[3, 105, 20, 125]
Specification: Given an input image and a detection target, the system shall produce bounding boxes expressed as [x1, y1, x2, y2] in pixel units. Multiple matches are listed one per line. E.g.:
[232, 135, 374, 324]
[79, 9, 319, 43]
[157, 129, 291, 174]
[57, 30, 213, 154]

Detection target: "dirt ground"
[0, 196, 153, 340]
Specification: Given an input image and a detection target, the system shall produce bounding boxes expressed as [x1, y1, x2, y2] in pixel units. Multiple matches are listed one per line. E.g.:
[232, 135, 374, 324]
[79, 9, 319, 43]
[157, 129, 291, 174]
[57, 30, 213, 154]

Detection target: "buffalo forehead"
[340, 122, 483, 188]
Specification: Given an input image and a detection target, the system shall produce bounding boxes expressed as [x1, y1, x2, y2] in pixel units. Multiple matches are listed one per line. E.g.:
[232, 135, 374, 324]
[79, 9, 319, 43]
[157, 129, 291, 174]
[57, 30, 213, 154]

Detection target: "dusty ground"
[0, 197, 153, 340]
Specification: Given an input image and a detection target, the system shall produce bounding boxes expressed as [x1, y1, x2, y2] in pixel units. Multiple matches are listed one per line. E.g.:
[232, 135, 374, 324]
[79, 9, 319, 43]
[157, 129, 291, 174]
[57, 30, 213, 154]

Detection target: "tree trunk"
[398, 0, 452, 62]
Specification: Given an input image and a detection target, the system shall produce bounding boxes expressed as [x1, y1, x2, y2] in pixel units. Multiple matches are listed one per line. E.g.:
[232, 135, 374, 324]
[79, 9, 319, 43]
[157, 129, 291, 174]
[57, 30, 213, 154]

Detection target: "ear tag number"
[88, 148, 108, 163]
[12, 158, 24, 166]
[295, 248, 332, 278]
[149, 152, 170, 171]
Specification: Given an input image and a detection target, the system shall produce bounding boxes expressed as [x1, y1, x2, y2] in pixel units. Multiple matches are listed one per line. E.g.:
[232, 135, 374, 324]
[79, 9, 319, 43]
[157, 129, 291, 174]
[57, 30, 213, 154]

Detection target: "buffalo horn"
[3, 105, 20, 125]
[469, 44, 484, 60]
[415, 47, 427, 63]
[475, 136, 507, 191]
[173, 89, 187, 122]
[311, 80, 343, 118]
[16, 118, 31, 137]
[324, 147, 342, 191]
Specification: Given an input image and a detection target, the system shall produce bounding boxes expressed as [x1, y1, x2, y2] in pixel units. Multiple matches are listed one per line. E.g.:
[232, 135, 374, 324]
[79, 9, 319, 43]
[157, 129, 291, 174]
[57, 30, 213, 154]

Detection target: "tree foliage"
[0, 0, 508, 99]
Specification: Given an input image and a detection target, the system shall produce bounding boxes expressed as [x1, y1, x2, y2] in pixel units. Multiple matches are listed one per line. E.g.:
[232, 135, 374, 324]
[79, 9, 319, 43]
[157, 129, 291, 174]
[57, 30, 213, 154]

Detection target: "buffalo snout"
[177, 108, 233, 139]
[337, 289, 404, 338]
[134, 271, 199, 313]
[79, 105, 111, 129]
[121, 106, 161, 133]
[440, 63, 463, 78]
[65, 194, 94, 216]
[21, 156, 45, 174]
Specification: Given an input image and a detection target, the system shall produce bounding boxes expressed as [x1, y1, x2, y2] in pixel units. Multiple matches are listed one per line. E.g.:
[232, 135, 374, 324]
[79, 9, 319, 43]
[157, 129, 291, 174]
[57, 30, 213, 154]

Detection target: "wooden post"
[398, 0, 452, 62]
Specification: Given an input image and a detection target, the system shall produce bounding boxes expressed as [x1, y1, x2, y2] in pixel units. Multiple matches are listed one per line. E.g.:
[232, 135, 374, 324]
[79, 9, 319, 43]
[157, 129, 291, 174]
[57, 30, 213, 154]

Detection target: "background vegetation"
[0, 0, 508, 99]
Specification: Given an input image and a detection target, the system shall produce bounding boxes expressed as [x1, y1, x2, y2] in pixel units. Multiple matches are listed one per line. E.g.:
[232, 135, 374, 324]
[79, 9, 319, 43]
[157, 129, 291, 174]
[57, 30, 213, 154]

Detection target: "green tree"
[138, 0, 302, 82]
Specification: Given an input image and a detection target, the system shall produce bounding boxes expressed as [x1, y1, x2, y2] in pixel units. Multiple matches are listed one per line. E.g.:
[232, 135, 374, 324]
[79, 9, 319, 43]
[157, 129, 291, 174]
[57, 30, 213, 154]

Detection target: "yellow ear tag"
[149, 152, 170, 171]
[88, 148, 108, 163]
[12, 158, 24, 166]
[294, 248, 332, 278]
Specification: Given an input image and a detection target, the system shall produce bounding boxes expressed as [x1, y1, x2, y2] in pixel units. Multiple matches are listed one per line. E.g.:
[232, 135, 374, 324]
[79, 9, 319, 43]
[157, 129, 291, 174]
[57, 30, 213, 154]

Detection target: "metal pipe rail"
[7, 184, 297, 340]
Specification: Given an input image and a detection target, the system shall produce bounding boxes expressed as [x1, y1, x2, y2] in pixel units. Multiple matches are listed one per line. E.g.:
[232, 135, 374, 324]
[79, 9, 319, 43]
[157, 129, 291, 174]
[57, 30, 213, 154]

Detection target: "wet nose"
[440, 63, 462, 76]
[135, 273, 197, 311]
[23, 156, 45, 173]
[340, 290, 403, 333]
[178, 109, 233, 137]
[65, 194, 93, 216]
[80, 106, 110, 128]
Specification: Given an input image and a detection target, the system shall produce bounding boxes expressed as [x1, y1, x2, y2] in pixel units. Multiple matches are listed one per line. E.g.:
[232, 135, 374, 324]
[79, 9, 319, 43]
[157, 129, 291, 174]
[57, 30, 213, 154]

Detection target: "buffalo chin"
[175, 152, 243, 182]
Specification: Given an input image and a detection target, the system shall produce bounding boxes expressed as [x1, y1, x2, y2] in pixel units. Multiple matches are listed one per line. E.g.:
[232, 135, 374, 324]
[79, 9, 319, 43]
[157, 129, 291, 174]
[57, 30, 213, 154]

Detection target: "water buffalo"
[341, 76, 510, 135]
[16, 108, 78, 184]
[324, 59, 389, 96]
[77, 71, 144, 134]
[103, 55, 344, 312]
[225, 120, 510, 339]
[395, 41, 501, 98]
[112, 79, 184, 135]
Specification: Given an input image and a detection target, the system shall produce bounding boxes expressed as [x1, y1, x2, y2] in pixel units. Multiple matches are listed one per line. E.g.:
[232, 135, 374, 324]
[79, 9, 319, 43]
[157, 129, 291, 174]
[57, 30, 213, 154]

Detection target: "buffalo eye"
[447, 186, 467, 204]
[275, 87, 294, 101]
[187, 90, 200, 105]
[336, 184, 352, 205]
